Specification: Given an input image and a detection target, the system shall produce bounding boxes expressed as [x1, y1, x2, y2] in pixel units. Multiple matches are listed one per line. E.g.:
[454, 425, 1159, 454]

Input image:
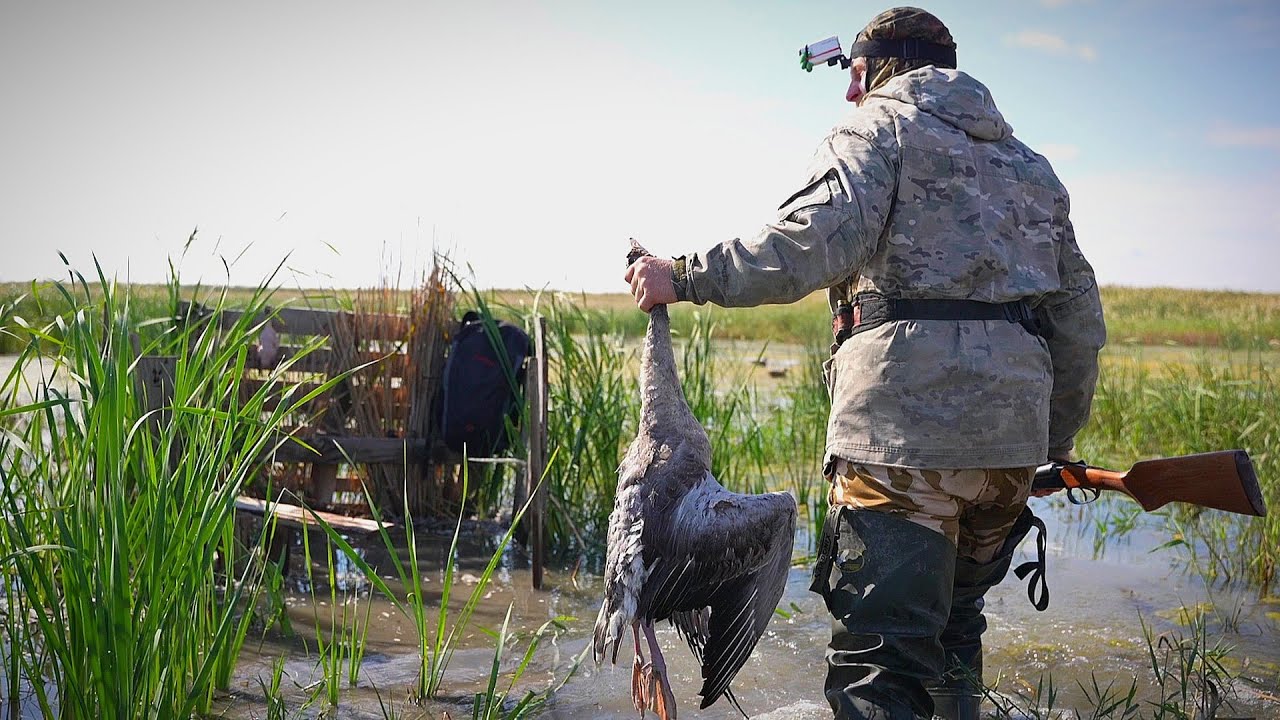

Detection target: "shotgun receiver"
[1032, 450, 1267, 517]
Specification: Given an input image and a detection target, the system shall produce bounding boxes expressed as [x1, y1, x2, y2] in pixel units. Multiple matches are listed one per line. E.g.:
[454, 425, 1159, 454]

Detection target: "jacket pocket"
[777, 169, 837, 222]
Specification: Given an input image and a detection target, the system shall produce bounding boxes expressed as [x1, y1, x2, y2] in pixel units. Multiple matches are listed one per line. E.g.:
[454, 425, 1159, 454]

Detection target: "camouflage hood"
[867, 66, 1012, 142]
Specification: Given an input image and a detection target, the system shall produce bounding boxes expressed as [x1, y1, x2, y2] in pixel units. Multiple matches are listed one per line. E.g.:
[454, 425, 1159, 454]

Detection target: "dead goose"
[593, 240, 797, 719]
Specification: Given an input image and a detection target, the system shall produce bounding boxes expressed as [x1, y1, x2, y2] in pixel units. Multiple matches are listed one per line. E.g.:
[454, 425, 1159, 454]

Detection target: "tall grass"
[1078, 357, 1280, 589]
[301, 458, 553, 706]
[0, 261, 341, 718]
[511, 291, 1279, 590]
[500, 295, 828, 565]
[6, 282, 1280, 353]
[981, 607, 1235, 719]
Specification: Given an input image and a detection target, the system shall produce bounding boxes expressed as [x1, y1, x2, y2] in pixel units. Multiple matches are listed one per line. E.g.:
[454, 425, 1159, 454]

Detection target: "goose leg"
[631, 623, 648, 715]
[641, 621, 678, 720]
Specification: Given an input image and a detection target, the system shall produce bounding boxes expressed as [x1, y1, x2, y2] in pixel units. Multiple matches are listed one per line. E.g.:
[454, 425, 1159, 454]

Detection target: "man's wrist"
[672, 255, 689, 302]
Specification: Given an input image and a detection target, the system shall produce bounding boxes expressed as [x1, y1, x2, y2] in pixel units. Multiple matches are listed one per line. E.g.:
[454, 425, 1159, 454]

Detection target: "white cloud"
[1004, 30, 1098, 62]
[1207, 126, 1280, 151]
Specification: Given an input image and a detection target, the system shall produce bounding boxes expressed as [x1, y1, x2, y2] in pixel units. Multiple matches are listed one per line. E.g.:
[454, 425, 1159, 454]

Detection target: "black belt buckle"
[1002, 300, 1047, 338]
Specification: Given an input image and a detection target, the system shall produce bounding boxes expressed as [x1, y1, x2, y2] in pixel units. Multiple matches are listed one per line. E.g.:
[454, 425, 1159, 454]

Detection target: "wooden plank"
[179, 302, 409, 338]
[309, 463, 338, 505]
[243, 346, 406, 373]
[267, 435, 438, 465]
[135, 355, 176, 414]
[235, 495, 394, 534]
[530, 315, 548, 590]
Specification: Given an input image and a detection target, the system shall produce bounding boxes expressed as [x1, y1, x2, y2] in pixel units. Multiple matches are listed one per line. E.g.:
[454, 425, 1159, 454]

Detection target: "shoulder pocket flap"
[778, 170, 838, 222]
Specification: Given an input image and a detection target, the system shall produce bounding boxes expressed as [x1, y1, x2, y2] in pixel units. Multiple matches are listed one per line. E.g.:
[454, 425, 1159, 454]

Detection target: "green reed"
[471, 605, 570, 720]
[257, 656, 289, 720]
[301, 458, 546, 705]
[296, 530, 373, 710]
[0, 259, 341, 718]
[1078, 357, 1279, 589]
[982, 607, 1235, 719]
[529, 296, 637, 559]
[496, 295, 829, 564]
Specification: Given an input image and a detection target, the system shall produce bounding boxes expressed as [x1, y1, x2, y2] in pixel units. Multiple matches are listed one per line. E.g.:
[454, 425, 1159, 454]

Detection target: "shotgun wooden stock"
[1031, 450, 1267, 517]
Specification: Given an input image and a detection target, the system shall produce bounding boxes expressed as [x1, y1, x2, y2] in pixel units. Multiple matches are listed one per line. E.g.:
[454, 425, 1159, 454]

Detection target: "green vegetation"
[1080, 357, 1279, 589]
[0, 263, 339, 718]
[497, 290, 1279, 590]
[0, 267, 561, 718]
[2, 266, 1277, 717]
[491, 286, 1280, 349]
[982, 606, 1236, 719]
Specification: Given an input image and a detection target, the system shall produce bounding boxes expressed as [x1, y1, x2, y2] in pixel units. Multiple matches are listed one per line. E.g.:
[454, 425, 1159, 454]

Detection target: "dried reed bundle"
[325, 253, 456, 518]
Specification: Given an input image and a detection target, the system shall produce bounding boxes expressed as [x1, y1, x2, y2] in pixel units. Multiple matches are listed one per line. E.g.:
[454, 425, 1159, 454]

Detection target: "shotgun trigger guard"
[1066, 486, 1100, 505]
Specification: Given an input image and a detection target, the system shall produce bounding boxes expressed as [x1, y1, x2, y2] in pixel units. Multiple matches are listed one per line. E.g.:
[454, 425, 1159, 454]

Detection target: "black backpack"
[439, 311, 530, 456]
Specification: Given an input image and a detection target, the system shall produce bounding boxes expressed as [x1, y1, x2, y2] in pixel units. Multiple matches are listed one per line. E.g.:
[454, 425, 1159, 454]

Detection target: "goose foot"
[641, 622, 678, 720]
[630, 624, 648, 715]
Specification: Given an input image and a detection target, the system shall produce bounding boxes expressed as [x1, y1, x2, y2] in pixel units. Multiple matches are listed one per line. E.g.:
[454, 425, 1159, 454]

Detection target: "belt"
[832, 291, 1053, 346]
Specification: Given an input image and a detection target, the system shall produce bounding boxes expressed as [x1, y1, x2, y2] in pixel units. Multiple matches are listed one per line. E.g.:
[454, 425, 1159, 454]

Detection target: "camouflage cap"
[855, 6, 956, 93]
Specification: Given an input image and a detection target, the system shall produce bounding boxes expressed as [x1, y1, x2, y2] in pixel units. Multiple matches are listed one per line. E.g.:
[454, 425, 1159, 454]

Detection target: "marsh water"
[205, 492, 1280, 720]
[3, 350, 1279, 718]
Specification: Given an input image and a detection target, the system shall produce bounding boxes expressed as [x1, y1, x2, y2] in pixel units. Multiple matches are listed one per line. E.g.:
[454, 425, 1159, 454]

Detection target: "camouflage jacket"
[674, 67, 1106, 469]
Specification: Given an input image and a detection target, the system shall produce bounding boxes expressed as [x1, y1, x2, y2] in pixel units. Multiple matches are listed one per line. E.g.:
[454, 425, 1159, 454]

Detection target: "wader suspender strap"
[808, 505, 845, 595]
[1013, 512, 1050, 611]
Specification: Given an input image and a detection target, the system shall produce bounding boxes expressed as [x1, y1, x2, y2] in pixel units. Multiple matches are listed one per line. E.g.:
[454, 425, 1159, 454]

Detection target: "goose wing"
[639, 472, 796, 709]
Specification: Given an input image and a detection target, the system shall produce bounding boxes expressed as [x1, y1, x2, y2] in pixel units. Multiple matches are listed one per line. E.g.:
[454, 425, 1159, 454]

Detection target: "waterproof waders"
[812, 507, 955, 719]
[929, 507, 1039, 720]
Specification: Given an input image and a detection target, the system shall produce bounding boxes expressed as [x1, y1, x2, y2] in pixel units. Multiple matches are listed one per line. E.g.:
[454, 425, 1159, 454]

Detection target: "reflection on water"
[215, 496, 1280, 719]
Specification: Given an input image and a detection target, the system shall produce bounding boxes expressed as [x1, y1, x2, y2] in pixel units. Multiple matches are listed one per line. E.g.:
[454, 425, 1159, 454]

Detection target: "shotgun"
[1032, 450, 1267, 517]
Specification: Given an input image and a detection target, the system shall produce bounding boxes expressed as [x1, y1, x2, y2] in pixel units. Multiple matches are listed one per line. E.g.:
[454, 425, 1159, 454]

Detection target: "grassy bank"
[490, 286, 1280, 349]
[9, 283, 1279, 353]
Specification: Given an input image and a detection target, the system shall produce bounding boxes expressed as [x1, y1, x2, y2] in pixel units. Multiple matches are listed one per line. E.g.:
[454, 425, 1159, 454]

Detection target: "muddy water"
[213, 495, 1280, 719]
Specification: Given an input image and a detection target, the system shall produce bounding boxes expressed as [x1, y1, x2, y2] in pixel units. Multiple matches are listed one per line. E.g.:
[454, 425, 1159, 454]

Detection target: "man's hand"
[624, 256, 677, 311]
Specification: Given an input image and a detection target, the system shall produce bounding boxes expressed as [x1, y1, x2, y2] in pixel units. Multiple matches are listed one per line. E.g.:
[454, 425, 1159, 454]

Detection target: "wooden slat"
[235, 495, 393, 533]
[134, 355, 176, 414]
[530, 315, 548, 590]
[267, 435, 438, 464]
[180, 302, 409, 338]
[309, 464, 338, 505]
[244, 346, 405, 373]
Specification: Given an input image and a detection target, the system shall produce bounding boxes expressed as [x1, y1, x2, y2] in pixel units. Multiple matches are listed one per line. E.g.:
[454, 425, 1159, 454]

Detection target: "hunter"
[623, 6, 1107, 720]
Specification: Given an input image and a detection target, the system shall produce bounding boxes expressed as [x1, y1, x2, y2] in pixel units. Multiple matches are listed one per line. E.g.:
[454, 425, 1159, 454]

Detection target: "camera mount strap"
[846, 38, 956, 68]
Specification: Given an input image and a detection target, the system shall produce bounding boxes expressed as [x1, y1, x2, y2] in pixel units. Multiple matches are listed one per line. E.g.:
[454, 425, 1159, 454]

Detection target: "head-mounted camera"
[799, 35, 958, 73]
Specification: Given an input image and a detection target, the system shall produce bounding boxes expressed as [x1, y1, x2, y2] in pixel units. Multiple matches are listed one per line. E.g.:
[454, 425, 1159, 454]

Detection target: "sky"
[2, 0, 1279, 294]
